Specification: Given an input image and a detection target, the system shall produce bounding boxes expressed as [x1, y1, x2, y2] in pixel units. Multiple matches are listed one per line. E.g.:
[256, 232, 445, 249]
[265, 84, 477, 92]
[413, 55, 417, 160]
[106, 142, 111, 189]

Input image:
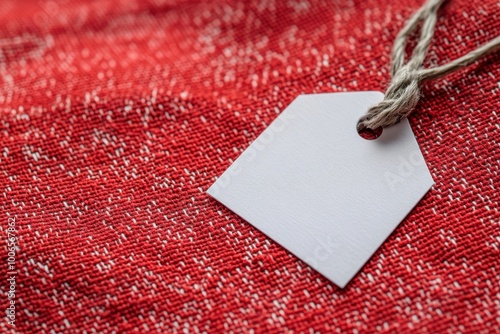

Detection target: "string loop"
[358, 0, 500, 132]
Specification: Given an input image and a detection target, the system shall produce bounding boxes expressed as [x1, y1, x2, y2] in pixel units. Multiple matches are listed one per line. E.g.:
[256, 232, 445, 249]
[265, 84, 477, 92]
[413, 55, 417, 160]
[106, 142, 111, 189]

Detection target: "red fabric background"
[1, 0, 499, 332]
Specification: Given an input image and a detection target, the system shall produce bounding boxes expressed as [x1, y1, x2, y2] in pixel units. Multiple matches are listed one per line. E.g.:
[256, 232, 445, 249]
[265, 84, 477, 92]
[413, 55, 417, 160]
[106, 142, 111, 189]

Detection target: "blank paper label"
[207, 91, 433, 288]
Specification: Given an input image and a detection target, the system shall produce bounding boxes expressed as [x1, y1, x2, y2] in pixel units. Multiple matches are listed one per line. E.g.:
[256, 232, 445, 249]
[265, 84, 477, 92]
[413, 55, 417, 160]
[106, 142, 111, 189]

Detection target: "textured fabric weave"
[0, 0, 499, 332]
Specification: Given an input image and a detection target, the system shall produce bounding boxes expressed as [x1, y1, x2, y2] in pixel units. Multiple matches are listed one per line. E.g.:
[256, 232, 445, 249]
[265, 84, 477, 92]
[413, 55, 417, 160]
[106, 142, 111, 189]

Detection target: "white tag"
[207, 92, 433, 288]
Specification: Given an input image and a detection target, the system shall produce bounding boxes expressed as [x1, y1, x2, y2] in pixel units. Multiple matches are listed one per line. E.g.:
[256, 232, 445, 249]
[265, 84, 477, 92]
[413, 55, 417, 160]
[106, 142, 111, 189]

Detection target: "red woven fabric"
[1, 0, 499, 332]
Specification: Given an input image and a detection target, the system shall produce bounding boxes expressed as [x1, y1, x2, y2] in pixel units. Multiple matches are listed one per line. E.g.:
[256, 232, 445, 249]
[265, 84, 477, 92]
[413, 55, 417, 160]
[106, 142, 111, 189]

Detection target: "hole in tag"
[358, 126, 383, 140]
[356, 116, 383, 140]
